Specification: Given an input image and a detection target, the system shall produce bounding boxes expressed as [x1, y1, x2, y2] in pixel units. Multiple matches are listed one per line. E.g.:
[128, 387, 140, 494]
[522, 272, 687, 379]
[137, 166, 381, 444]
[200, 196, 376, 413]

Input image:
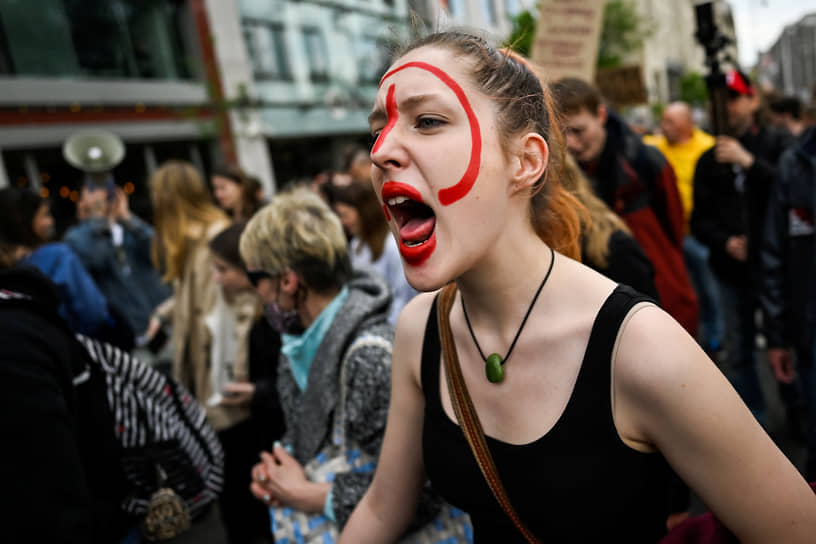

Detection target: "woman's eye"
[369, 131, 381, 151]
[417, 117, 444, 130]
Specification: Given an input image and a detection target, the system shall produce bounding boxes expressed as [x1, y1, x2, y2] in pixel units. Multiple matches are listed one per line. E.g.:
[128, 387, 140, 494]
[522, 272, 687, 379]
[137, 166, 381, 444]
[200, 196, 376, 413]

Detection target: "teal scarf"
[281, 286, 349, 392]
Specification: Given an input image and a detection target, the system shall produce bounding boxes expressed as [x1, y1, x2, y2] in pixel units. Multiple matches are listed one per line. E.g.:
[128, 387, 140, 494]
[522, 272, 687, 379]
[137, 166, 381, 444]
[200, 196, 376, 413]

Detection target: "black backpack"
[0, 284, 224, 529]
[75, 335, 225, 521]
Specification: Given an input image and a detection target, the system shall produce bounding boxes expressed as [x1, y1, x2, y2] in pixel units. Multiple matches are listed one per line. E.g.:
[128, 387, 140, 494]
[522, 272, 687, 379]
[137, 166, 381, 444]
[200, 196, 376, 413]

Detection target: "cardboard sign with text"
[530, 0, 605, 83]
[595, 65, 648, 107]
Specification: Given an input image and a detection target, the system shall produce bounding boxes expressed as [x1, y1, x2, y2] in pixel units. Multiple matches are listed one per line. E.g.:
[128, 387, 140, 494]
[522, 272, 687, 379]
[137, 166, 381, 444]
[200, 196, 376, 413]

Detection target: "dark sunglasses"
[246, 269, 273, 287]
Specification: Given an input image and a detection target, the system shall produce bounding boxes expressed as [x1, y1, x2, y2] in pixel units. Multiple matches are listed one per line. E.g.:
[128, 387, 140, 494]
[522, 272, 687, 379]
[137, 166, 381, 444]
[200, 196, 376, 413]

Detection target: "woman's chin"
[403, 261, 455, 293]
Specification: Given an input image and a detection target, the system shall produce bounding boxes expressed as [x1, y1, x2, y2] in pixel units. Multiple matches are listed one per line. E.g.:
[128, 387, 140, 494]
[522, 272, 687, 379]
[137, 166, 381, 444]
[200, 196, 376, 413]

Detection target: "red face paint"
[381, 181, 436, 266]
[371, 84, 397, 155]
[379, 61, 482, 206]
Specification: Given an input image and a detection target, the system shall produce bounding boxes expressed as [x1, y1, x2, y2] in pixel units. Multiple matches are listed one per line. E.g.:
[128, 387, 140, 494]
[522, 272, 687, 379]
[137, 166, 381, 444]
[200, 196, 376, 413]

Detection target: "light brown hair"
[560, 155, 629, 268]
[150, 160, 228, 281]
[327, 180, 389, 260]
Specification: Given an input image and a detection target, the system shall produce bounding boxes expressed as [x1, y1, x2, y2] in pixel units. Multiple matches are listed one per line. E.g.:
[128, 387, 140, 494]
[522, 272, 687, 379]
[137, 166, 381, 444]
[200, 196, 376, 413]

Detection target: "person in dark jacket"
[551, 77, 700, 338]
[760, 125, 816, 478]
[0, 263, 132, 543]
[691, 70, 794, 426]
[561, 154, 659, 300]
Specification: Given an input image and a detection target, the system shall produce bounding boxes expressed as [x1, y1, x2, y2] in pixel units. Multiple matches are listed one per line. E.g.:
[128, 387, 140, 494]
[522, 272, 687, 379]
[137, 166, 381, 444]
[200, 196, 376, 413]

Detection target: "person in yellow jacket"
[644, 102, 723, 356]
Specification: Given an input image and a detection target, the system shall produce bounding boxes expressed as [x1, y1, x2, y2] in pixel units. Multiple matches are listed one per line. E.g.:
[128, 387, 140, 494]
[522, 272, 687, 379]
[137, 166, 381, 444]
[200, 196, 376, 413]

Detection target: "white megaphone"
[63, 129, 125, 174]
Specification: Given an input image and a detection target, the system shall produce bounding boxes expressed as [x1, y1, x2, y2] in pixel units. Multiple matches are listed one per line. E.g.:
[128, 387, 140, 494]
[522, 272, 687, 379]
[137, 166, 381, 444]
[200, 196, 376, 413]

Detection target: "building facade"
[234, 0, 411, 185]
[622, 0, 737, 107]
[409, 0, 529, 38]
[0, 0, 242, 232]
[756, 12, 816, 102]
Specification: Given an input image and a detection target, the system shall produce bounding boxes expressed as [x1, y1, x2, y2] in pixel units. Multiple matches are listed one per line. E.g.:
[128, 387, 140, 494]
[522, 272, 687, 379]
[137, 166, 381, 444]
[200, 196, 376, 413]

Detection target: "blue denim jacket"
[64, 216, 171, 335]
[22, 242, 112, 335]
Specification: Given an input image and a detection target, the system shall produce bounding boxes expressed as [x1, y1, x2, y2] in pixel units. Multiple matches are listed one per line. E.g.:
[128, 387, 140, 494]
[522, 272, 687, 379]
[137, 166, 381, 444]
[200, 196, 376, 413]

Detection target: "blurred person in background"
[326, 179, 417, 324]
[769, 95, 806, 137]
[144, 161, 257, 541]
[561, 155, 658, 300]
[551, 77, 700, 338]
[205, 222, 274, 544]
[344, 145, 373, 183]
[64, 181, 170, 343]
[212, 165, 266, 222]
[0, 186, 129, 345]
[691, 70, 794, 428]
[505, 49, 658, 301]
[761, 122, 816, 479]
[644, 102, 723, 357]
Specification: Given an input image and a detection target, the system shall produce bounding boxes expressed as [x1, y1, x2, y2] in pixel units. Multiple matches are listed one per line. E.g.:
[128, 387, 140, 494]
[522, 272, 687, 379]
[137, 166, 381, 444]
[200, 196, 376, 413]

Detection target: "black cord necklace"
[461, 246, 555, 384]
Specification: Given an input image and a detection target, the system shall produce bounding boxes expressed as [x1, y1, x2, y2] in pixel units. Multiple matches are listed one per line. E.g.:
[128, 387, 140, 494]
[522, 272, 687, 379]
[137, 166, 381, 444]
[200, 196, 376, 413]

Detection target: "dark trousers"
[218, 419, 273, 544]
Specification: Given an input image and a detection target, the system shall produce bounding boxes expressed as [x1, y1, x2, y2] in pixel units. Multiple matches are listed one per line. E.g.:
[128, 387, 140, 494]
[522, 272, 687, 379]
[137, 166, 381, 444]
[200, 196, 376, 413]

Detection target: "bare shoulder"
[613, 303, 705, 398]
[611, 302, 727, 447]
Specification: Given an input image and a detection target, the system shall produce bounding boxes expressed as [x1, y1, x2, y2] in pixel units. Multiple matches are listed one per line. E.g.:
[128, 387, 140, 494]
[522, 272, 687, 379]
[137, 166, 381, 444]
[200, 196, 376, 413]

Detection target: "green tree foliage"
[504, 9, 536, 57]
[598, 0, 651, 69]
[679, 71, 709, 106]
[504, 2, 651, 71]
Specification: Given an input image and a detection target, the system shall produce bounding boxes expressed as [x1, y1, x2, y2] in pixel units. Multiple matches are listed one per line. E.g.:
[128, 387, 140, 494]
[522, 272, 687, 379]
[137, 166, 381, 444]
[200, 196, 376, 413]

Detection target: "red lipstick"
[381, 181, 437, 266]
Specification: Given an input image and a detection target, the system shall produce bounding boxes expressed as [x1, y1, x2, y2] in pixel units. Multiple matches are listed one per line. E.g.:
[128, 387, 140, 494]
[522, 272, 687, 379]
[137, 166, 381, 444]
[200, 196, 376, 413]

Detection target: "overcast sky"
[727, 0, 816, 67]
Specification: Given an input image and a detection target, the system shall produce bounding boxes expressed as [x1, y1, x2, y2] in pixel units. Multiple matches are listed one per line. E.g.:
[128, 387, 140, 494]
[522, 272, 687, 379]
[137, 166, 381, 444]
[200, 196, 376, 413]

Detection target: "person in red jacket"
[551, 78, 699, 336]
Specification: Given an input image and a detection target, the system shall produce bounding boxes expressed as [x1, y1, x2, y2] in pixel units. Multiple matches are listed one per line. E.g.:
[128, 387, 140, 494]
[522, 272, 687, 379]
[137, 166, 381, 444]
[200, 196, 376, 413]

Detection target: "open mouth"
[382, 182, 437, 265]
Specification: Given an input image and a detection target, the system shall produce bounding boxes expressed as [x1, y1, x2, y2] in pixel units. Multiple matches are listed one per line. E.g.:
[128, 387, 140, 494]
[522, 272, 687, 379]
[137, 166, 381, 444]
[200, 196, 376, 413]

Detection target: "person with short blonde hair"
[242, 187, 405, 537]
[240, 187, 351, 295]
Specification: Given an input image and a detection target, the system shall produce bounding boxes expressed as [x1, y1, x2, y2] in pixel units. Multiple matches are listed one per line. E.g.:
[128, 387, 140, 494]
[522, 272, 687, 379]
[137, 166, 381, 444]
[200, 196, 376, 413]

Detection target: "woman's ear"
[279, 269, 300, 295]
[509, 133, 549, 194]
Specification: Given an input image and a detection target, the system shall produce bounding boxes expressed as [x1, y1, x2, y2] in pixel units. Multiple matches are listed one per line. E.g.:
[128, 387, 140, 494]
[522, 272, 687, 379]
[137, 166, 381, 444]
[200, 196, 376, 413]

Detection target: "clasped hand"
[251, 444, 327, 513]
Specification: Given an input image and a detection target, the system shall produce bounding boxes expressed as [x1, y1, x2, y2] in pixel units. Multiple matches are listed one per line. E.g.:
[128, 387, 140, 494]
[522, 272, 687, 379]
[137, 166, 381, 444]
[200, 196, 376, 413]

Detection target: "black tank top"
[421, 285, 672, 543]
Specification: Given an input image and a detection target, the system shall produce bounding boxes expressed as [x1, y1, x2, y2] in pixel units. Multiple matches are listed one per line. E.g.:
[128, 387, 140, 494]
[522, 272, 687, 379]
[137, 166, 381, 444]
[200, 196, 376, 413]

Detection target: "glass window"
[243, 20, 291, 81]
[481, 0, 497, 26]
[357, 35, 387, 85]
[0, 0, 194, 79]
[302, 27, 329, 83]
[447, 0, 466, 19]
[506, 0, 521, 17]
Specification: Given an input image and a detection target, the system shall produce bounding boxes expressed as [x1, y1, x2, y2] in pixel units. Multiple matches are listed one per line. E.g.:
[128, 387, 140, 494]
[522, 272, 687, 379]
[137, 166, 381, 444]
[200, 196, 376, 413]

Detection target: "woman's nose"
[370, 126, 409, 173]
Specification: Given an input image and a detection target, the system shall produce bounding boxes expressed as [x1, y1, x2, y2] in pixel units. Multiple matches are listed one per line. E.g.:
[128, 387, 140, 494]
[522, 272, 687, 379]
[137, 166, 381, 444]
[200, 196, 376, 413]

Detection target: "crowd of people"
[2, 28, 816, 544]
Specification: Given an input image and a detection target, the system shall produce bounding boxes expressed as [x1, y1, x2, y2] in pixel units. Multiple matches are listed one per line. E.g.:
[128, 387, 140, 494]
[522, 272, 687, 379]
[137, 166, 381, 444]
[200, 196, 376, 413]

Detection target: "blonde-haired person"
[240, 187, 449, 540]
[144, 160, 258, 541]
[561, 155, 659, 300]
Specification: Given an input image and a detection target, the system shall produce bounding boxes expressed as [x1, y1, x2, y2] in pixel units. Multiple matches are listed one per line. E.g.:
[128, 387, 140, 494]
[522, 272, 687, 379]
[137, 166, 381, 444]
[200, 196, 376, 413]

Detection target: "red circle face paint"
[377, 61, 482, 206]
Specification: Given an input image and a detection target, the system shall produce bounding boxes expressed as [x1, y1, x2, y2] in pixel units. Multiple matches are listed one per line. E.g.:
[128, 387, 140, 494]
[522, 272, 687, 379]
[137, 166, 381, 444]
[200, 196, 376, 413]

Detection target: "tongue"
[400, 216, 436, 243]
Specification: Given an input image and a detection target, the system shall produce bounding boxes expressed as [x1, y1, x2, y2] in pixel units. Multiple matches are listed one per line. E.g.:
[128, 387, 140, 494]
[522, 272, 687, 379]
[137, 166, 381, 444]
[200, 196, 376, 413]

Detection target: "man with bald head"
[644, 102, 721, 356]
[646, 102, 715, 229]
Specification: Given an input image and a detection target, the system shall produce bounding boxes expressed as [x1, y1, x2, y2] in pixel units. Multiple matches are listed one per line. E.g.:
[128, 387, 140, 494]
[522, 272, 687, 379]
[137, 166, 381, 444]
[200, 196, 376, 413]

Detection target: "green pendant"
[485, 353, 505, 383]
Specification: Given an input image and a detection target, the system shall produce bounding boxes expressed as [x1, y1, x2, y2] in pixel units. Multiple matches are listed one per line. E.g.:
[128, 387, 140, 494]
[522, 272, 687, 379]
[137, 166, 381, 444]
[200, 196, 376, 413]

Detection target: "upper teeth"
[387, 196, 409, 206]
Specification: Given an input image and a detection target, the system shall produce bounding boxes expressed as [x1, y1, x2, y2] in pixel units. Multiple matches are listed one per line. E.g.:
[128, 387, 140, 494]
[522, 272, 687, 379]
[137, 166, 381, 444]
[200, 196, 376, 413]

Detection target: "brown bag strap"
[437, 283, 540, 544]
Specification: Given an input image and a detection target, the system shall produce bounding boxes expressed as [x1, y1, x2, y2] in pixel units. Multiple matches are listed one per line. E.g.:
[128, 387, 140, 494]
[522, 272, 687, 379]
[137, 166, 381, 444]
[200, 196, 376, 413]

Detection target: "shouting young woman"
[338, 31, 816, 543]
